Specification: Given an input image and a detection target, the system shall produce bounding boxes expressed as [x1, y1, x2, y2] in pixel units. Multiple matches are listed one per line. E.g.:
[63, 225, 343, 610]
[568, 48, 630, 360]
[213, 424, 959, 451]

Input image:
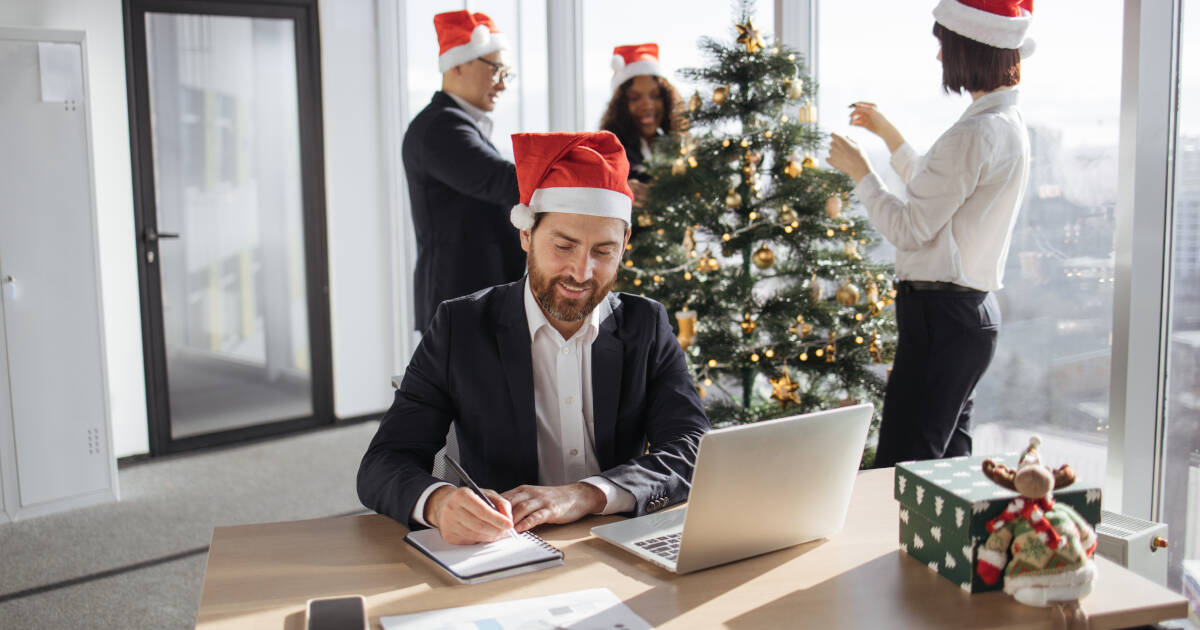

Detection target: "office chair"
[391, 375, 460, 485]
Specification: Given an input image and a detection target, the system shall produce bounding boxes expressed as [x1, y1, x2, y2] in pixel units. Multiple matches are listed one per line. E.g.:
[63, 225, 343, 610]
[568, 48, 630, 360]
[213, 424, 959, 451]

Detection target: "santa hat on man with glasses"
[434, 10, 506, 71]
[933, 0, 1036, 58]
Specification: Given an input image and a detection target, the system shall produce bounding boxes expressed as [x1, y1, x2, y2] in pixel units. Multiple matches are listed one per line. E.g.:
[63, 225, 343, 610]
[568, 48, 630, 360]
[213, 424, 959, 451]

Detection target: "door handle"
[144, 228, 180, 242]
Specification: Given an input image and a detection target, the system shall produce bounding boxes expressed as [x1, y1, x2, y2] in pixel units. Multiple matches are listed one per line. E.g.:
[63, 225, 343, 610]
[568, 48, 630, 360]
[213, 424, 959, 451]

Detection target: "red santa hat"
[509, 132, 633, 231]
[434, 10, 506, 72]
[610, 43, 664, 92]
[933, 0, 1035, 58]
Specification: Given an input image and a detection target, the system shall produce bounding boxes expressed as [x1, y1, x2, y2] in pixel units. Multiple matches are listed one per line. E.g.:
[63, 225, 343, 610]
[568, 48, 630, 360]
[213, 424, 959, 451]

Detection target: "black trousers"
[873, 286, 1000, 468]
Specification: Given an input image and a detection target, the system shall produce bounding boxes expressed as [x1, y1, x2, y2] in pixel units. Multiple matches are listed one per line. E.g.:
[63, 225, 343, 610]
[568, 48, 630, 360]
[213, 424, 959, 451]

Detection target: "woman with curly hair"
[601, 43, 683, 209]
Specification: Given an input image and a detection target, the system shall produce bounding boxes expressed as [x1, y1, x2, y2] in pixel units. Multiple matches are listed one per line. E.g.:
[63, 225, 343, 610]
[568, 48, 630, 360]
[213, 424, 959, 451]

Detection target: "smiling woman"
[600, 44, 683, 190]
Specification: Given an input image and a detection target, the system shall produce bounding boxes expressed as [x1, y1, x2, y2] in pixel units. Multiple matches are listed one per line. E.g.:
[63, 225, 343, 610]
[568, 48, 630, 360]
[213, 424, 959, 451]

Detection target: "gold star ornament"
[736, 19, 765, 54]
[770, 369, 802, 409]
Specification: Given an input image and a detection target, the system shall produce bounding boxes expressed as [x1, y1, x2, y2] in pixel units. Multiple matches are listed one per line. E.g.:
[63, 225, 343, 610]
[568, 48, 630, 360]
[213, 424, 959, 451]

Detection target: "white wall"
[0, 0, 150, 457]
[0, 0, 397, 457]
[319, 0, 395, 419]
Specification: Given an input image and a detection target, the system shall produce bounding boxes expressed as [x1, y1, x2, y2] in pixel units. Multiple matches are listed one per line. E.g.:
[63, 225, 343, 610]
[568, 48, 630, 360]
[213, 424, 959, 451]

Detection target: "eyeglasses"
[476, 57, 515, 84]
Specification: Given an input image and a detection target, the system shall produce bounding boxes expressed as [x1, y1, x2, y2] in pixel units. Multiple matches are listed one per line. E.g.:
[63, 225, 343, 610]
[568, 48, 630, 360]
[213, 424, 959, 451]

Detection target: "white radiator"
[1095, 510, 1170, 586]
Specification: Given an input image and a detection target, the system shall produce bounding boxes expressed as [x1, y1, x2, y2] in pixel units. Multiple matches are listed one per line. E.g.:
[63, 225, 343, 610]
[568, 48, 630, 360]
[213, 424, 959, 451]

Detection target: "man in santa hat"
[359, 131, 710, 544]
[404, 10, 524, 333]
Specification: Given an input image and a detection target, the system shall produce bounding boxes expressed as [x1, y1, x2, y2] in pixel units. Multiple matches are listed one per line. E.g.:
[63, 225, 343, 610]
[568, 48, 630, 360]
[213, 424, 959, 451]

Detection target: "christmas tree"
[620, 1, 898, 459]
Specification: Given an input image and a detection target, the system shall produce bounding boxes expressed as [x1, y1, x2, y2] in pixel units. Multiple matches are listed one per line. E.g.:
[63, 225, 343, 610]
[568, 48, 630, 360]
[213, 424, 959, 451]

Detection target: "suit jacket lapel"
[591, 293, 623, 467]
[494, 281, 539, 482]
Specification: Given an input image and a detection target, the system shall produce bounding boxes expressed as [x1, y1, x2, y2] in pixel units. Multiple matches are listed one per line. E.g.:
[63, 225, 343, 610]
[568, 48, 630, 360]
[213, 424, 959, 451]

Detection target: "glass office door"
[127, 0, 331, 452]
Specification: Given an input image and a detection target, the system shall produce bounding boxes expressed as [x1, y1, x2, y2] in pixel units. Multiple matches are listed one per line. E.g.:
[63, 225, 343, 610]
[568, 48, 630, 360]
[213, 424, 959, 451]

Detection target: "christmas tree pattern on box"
[895, 454, 1101, 593]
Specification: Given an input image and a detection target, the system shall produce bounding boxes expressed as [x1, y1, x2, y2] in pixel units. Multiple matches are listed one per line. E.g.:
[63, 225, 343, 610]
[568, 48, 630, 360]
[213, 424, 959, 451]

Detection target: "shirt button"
[569, 449, 579, 456]
[562, 346, 570, 355]
[565, 395, 574, 405]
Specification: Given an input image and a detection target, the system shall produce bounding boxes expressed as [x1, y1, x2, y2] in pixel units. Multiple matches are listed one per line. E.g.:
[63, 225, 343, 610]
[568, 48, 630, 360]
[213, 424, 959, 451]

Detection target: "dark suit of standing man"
[404, 10, 524, 331]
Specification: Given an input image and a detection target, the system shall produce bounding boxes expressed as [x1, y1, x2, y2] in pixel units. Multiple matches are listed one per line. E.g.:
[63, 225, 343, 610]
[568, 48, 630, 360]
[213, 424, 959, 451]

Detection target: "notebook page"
[406, 529, 559, 577]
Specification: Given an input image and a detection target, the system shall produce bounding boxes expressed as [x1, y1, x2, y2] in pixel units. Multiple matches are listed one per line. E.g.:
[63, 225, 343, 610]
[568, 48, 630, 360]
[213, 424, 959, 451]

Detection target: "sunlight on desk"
[196, 469, 1187, 629]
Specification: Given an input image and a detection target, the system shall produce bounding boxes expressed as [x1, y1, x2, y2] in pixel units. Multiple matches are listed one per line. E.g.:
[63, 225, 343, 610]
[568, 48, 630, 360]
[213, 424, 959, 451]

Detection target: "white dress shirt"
[853, 88, 1030, 291]
[410, 279, 635, 526]
[445, 91, 494, 139]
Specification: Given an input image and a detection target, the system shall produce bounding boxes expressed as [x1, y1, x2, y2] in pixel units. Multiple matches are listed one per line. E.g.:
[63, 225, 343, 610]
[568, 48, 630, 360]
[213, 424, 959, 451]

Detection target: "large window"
[818, 2, 1123, 481]
[1165, 0, 1200, 592]
[581, 2, 774, 134]
[404, 1, 548, 159]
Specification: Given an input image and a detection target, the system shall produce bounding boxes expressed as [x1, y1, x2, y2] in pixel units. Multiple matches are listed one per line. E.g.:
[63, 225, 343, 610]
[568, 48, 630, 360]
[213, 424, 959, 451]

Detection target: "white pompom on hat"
[933, 0, 1036, 59]
[434, 10, 507, 72]
[509, 132, 634, 231]
[610, 43, 664, 92]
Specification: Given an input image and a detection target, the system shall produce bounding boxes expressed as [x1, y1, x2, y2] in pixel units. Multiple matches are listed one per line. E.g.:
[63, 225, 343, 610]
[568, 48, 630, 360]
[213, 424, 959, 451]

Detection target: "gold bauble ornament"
[672, 157, 687, 175]
[725, 190, 743, 208]
[697, 384, 707, 399]
[740, 313, 757, 335]
[802, 155, 818, 169]
[769, 368, 802, 409]
[825, 195, 843, 219]
[866, 281, 880, 304]
[780, 204, 798, 224]
[683, 227, 696, 253]
[713, 85, 729, 105]
[676, 310, 697, 350]
[636, 212, 653, 227]
[688, 91, 702, 112]
[735, 19, 765, 54]
[784, 160, 802, 178]
[825, 331, 837, 363]
[836, 280, 861, 306]
[752, 244, 775, 269]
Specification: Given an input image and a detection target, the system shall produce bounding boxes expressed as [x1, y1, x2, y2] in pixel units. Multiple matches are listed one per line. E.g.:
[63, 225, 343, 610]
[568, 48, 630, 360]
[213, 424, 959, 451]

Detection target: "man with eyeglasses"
[403, 10, 524, 332]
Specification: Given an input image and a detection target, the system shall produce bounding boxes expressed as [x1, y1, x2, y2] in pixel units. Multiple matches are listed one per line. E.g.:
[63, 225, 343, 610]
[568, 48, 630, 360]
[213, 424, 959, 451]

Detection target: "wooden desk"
[196, 469, 1187, 629]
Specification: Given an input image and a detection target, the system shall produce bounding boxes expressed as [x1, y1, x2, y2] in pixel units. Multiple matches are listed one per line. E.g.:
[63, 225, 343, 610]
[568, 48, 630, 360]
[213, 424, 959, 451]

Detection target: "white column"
[1108, 0, 1180, 519]
[545, 0, 582, 132]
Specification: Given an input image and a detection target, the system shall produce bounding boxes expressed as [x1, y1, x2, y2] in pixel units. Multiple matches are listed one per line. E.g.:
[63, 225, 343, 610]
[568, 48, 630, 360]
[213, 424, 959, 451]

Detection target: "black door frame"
[123, 0, 333, 454]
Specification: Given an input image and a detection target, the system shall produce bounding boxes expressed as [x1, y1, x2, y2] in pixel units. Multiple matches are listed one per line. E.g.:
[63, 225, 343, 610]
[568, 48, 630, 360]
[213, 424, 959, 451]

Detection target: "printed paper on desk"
[379, 587, 652, 630]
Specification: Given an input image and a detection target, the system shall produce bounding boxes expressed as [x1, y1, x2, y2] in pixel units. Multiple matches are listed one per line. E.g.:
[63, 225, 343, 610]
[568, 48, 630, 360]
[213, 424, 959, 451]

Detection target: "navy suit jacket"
[403, 91, 524, 331]
[357, 280, 710, 528]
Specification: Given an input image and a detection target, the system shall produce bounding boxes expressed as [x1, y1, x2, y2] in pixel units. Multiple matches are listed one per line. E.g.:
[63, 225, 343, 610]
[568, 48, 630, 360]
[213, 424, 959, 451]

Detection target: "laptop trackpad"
[591, 508, 686, 545]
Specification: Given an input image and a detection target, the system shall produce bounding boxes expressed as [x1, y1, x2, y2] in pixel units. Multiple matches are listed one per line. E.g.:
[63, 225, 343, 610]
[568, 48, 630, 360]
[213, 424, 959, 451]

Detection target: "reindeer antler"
[1052, 464, 1076, 490]
[982, 459, 1017, 491]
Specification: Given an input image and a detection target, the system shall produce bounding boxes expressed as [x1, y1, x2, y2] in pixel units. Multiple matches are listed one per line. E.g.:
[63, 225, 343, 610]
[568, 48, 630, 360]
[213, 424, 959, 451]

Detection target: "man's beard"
[528, 250, 613, 324]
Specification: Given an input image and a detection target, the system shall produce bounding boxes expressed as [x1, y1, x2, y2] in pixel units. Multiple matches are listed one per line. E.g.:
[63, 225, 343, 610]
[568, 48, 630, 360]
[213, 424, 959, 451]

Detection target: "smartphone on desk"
[306, 595, 367, 630]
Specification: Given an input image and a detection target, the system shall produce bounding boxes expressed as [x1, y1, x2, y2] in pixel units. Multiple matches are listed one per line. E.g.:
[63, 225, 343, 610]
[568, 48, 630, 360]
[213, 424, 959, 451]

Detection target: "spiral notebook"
[404, 528, 563, 584]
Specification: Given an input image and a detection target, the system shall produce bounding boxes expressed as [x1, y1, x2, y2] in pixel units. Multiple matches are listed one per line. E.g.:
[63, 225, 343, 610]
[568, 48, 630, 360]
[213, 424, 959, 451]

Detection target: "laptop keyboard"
[633, 532, 682, 563]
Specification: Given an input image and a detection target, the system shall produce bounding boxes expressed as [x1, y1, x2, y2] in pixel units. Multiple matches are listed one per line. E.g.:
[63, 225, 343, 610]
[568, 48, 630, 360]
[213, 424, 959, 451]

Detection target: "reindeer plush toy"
[976, 436, 1098, 607]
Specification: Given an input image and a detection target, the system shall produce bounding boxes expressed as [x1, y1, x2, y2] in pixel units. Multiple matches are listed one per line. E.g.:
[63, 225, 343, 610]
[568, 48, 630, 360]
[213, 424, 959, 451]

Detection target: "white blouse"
[853, 88, 1030, 291]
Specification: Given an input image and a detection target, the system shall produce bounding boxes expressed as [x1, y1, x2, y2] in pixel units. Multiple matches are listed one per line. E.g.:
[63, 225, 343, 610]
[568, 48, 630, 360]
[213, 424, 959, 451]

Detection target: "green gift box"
[894, 454, 1102, 593]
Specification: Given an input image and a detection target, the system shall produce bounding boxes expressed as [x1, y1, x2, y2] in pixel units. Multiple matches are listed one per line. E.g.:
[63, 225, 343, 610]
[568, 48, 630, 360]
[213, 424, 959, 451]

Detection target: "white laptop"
[591, 403, 873, 574]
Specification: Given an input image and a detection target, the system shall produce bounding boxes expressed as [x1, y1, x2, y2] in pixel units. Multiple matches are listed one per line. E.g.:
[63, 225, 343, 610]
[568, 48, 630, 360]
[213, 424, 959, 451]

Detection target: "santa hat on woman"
[610, 43, 664, 92]
[434, 10, 506, 72]
[933, 0, 1036, 58]
[509, 132, 633, 231]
